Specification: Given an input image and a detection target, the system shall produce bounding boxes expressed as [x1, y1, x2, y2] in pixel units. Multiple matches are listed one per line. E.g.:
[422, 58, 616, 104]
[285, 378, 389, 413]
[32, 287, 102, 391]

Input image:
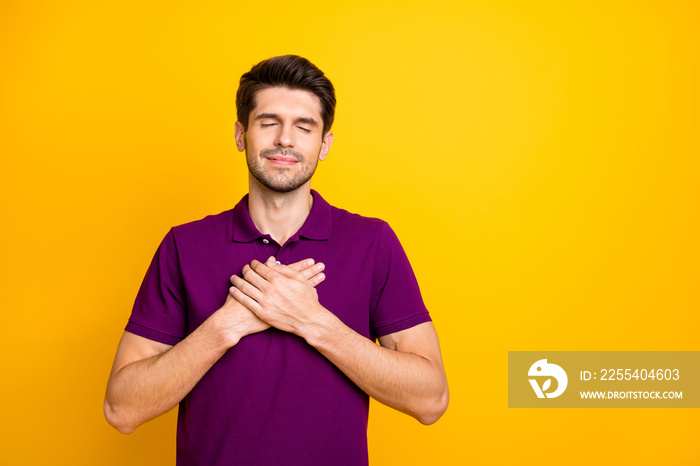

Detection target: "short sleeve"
[369, 223, 431, 338]
[125, 229, 187, 345]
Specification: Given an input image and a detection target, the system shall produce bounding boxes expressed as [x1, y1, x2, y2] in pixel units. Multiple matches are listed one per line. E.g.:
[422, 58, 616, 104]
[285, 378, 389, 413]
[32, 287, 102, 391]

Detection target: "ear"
[318, 131, 334, 161]
[234, 121, 246, 152]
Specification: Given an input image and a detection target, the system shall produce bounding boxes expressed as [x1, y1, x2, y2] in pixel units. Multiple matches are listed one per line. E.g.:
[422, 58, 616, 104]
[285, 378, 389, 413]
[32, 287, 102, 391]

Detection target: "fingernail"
[317, 262, 325, 271]
[318, 273, 325, 281]
[308, 259, 315, 266]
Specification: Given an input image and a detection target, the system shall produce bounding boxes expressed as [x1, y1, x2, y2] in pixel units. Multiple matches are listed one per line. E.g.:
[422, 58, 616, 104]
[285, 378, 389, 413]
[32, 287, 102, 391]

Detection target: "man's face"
[235, 87, 333, 193]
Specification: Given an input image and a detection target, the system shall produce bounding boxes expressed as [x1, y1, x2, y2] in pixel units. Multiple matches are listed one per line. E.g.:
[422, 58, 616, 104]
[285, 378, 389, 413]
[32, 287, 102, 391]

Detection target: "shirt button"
[262, 238, 270, 244]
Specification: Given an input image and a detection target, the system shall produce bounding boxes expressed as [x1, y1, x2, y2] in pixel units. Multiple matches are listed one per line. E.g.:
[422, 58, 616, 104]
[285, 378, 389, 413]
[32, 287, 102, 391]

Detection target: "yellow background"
[1, 1, 698, 464]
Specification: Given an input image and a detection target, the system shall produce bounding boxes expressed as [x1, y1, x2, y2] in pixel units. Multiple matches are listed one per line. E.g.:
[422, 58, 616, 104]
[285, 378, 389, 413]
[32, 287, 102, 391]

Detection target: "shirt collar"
[232, 189, 331, 243]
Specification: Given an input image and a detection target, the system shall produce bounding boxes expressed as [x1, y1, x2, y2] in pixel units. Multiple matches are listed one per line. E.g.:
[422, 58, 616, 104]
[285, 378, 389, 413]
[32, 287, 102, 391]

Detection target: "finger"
[230, 275, 263, 302]
[249, 259, 280, 281]
[281, 258, 326, 281]
[288, 258, 315, 272]
[300, 261, 325, 282]
[229, 286, 262, 314]
[307, 271, 326, 288]
[266, 256, 277, 266]
[262, 262, 304, 280]
[241, 263, 271, 289]
[270, 259, 325, 283]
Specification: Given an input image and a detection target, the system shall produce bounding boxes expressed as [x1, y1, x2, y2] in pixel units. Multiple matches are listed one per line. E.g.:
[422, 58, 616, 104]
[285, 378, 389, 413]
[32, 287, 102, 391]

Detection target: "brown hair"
[236, 55, 336, 135]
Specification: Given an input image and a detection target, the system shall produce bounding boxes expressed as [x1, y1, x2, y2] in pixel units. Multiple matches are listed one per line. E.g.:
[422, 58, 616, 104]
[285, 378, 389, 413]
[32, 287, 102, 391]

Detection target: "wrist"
[201, 309, 244, 351]
[300, 306, 343, 348]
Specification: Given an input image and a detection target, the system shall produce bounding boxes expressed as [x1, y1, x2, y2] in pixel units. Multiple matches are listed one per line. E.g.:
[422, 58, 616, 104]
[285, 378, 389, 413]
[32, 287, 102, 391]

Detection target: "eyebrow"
[254, 113, 319, 127]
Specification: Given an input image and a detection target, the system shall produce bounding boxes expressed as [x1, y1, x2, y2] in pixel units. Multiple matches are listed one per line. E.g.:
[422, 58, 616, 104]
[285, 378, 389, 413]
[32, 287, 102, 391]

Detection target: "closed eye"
[297, 126, 312, 133]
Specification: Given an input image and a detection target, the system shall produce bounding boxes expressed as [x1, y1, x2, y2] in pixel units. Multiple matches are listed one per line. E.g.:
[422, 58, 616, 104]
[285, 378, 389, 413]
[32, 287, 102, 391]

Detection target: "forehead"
[251, 87, 322, 119]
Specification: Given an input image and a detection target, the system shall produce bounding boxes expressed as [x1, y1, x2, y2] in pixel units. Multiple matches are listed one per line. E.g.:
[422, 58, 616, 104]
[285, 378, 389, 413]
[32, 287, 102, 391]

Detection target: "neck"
[247, 177, 314, 245]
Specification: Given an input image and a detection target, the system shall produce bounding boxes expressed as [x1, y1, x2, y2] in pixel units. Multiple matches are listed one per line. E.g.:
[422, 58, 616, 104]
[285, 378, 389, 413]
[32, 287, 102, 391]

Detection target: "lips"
[265, 155, 299, 165]
[266, 155, 298, 167]
[260, 149, 303, 166]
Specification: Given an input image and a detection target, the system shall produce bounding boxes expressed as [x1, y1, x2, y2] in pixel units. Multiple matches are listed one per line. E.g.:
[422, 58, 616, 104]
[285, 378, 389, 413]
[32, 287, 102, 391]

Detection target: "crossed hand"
[219, 256, 326, 343]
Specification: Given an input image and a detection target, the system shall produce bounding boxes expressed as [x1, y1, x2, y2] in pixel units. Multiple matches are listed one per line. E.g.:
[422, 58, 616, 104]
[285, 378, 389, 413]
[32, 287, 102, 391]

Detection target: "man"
[105, 55, 448, 465]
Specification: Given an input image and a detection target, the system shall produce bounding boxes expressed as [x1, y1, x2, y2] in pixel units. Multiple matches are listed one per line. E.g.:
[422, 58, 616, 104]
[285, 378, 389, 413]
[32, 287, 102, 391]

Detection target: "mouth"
[265, 155, 299, 166]
[260, 148, 303, 166]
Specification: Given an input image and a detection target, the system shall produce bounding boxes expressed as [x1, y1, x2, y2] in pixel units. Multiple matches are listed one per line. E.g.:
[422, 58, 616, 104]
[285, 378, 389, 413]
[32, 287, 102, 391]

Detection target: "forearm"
[229, 259, 448, 423]
[303, 315, 449, 425]
[104, 318, 230, 434]
[106, 258, 321, 433]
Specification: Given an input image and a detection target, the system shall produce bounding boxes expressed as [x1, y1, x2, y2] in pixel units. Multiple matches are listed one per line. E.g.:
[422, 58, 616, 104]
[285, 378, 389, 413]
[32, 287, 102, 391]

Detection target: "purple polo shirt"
[126, 190, 431, 466]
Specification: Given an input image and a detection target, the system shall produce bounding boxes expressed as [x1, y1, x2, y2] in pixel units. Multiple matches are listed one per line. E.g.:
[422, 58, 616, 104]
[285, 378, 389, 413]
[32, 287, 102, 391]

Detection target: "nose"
[275, 123, 295, 148]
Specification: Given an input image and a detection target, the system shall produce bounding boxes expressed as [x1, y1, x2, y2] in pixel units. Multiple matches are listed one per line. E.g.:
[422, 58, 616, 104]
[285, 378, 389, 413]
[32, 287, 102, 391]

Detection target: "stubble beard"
[246, 147, 319, 193]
